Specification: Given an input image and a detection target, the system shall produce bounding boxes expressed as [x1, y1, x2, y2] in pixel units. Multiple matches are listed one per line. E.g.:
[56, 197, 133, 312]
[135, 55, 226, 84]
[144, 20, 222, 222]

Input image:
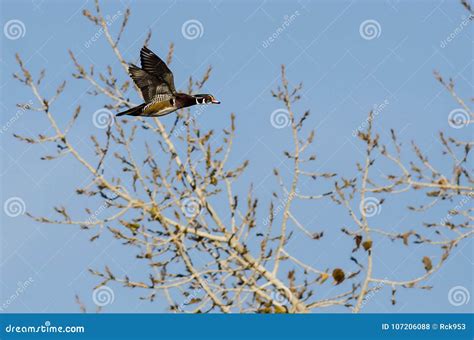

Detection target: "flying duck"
[117, 46, 220, 117]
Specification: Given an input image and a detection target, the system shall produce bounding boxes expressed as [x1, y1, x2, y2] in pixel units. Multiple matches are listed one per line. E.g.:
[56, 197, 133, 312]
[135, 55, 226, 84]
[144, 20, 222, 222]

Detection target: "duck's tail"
[116, 103, 145, 117]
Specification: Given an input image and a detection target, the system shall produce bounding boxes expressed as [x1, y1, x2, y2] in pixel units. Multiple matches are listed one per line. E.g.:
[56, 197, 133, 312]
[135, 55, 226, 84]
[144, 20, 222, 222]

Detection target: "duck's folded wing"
[140, 46, 176, 94]
[128, 64, 173, 103]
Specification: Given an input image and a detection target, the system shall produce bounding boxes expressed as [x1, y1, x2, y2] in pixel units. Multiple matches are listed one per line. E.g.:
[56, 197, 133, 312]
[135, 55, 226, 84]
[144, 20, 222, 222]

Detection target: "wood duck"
[117, 46, 220, 117]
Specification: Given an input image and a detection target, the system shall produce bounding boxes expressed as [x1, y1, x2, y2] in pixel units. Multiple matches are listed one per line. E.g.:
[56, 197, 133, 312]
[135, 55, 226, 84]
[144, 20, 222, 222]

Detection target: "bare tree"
[12, 0, 473, 313]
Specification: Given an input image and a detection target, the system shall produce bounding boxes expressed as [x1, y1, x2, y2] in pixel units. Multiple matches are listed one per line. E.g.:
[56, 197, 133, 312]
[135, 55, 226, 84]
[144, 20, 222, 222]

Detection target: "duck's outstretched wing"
[128, 64, 173, 103]
[140, 45, 176, 94]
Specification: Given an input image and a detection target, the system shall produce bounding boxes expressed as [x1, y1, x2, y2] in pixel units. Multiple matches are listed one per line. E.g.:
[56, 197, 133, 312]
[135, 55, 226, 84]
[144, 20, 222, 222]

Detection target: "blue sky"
[0, 0, 472, 313]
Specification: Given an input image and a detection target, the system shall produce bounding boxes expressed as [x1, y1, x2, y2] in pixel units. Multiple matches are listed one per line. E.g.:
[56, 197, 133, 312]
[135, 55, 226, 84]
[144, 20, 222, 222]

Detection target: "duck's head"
[194, 94, 220, 105]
